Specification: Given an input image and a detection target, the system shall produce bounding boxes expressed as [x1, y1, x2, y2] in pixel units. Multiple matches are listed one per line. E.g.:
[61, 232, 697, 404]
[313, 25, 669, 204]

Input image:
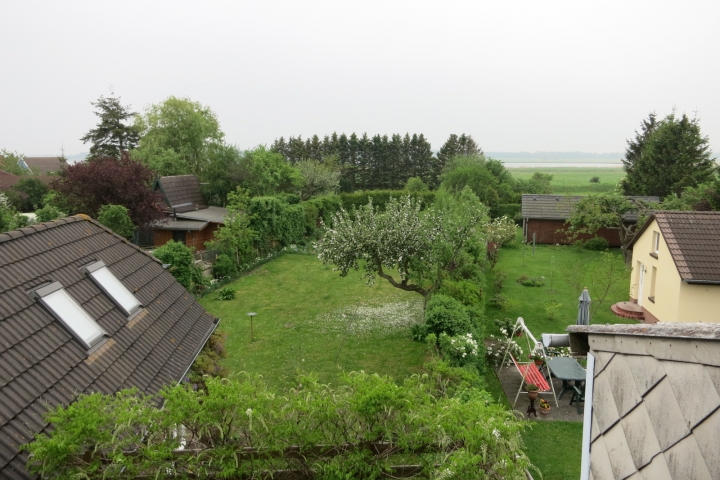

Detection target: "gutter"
[179, 317, 221, 383]
[580, 353, 596, 480]
[685, 280, 720, 285]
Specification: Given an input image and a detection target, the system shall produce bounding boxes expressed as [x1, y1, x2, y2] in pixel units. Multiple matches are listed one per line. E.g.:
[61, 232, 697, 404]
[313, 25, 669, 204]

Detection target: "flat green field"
[522, 421, 584, 480]
[511, 167, 625, 195]
[198, 254, 426, 386]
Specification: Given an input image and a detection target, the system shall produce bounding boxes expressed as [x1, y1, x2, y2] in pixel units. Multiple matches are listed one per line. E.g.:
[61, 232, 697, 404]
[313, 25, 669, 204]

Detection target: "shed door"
[172, 230, 187, 245]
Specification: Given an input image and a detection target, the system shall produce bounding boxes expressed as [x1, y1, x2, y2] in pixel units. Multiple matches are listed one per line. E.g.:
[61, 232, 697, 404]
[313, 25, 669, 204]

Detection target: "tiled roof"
[0, 216, 217, 478]
[521, 195, 660, 221]
[155, 175, 206, 212]
[638, 211, 720, 283]
[22, 157, 63, 175]
[151, 219, 210, 231]
[0, 171, 20, 189]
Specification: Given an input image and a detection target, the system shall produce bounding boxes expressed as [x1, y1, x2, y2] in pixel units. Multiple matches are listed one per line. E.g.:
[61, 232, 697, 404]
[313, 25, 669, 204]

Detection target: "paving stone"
[621, 403, 661, 470]
[662, 361, 720, 429]
[691, 407, 720, 479]
[639, 453, 672, 480]
[589, 436, 616, 480]
[604, 421, 637, 480]
[604, 354, 643, 417]
[642, 377, 690, 451]
[625, 354, 666, 397]
[592, 371, 620, 434]
[664, 434, 712, 480]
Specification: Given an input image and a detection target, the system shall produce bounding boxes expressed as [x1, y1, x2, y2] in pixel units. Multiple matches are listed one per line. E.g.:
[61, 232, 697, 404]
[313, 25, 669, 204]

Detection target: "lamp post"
[247, 312, 256, 342]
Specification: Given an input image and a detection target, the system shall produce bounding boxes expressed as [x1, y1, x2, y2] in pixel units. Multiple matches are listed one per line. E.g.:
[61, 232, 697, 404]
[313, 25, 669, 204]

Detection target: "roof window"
[33, 282, 107, 349]
[83, 261, 141, 317]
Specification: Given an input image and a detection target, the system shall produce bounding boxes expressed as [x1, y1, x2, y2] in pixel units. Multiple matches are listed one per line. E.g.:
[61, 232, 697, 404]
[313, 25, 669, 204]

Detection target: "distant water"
[503, 162, 622, 168]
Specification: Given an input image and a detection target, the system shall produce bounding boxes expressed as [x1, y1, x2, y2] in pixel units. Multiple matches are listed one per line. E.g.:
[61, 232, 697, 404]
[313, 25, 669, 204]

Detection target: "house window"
[33, 282, 107, 349]
[652, 231, 660, 254]
[83, 261, 141, 317]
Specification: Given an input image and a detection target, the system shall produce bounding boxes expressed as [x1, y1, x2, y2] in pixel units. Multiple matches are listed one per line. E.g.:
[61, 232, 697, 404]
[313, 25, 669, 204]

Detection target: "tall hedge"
[248, 196, 305, 252]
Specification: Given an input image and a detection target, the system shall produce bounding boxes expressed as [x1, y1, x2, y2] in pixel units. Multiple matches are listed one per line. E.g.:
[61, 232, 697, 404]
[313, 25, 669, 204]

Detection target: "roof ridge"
[0, 214, 163, 266]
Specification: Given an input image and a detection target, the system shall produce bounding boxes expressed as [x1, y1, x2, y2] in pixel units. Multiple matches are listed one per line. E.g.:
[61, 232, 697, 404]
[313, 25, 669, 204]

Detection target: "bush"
[405, 177, 428, 192]
[424, 294, 471, 337]
[152, 240, 205, 291]
[583, 236, 609, 251]
[212, 254, 237, 278]
[493, 271, 508, 290]
[97, 204, 136, 240]
[438, 332, 481, 368]
[520, 276, 544, 287]
[216, 287, 235, 300]
[439, 279, 483, 306]
[590, 176, 600, 183]
[544, 300, 563, 321]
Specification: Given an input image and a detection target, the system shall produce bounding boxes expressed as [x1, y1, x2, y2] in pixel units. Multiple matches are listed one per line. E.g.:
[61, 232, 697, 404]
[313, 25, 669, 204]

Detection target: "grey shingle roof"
[633, 211, 720, 283]
[175, 206, 227, 224]
[151, 219, 210, 231]
[521, 195, 659, 221]
[0, 216, 217, 478]
[155, 175, 206, 211]
[22, 157, 62, 175]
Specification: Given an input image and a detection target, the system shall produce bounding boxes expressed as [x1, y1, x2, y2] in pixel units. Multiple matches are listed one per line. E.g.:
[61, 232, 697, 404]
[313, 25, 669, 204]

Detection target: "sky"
[1, 0, 719, 157]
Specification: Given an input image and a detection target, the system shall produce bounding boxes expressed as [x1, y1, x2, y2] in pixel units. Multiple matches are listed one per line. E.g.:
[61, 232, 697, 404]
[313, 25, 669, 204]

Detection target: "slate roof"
[0, 215, 218, 478]
[155, 175, 206, 212]
[22, 157, 63, 175]
[630, 210, 720, 283]
[521, 195, 660, 221]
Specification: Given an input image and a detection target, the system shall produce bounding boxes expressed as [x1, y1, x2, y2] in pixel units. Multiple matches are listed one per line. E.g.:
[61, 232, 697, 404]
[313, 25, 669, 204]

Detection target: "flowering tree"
[316, 188, 488, 297]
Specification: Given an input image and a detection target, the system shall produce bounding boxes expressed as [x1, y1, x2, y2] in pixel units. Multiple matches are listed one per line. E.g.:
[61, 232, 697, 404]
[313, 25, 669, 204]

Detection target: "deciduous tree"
[97, 204, 136, 239]
[50, 154, 164, 226]
[296, 157, 340, 200]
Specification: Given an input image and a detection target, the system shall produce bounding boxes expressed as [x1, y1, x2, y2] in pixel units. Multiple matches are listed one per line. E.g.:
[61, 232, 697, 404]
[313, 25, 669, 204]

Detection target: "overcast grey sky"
[1, 0, 718, 157]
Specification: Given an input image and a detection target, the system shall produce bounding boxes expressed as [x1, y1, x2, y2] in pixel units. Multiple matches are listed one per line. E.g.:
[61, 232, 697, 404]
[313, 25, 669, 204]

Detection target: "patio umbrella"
[577, 287, 591, 325]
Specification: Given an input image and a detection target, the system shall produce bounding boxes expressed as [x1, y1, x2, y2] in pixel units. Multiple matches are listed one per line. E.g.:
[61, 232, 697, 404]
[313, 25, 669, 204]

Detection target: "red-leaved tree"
[50, 154, 164, 226]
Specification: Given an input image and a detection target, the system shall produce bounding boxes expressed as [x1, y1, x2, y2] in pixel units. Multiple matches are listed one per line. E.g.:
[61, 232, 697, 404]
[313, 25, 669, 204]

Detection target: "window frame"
[33, 282, 107, 350]
[83, 260, 142, 317]
[652, 231, 660, 254]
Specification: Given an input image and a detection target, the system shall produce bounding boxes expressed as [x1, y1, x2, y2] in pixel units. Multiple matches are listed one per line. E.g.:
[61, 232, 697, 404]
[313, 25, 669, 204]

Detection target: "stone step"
[611, 302, 645, 321]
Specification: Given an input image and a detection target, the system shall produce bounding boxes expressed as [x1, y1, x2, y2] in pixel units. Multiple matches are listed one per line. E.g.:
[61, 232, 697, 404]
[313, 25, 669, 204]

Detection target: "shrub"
[494, 317, 515, 337]
[439, 279, 482, 306]
[583, 236, 609, 251]
[493, 271, 508, 290]
[216, 287, 235, 300]
[489, 293, 509, 310]
[212, 254, 237, 278]
[97, 204, 136, 240]
[520, 276, 544, 287]
[152, 240, 205, 291]
[438, 332, 481, 368]
[424, 294, 471, 337]
[485, 335, 523, 366]
[405, 176, 428, 192]
[590, 176, 600, 183]
[544, 300, 563, 321]
[516, 275, 529, 284]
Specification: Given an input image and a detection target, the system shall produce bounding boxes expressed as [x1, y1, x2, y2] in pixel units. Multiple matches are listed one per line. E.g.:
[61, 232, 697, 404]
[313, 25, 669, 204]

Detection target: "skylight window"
[34, 282, 106, 349]
[83, 261, 141, 316]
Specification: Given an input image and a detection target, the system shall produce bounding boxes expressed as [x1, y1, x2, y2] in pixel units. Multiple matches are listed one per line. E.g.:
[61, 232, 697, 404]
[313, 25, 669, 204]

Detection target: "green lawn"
[522, 421, 584, 480]
[486, 233, 629, 340]
[199, 253, 427, 386]
[511, 167, 625, 195]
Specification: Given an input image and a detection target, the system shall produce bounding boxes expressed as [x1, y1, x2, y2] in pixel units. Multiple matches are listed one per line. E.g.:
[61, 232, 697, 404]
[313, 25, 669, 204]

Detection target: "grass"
[522, 421, 584, 480]
[198, 253, 427, 386]
[486, 232, 629, 340]
[511, 167, 625, 195]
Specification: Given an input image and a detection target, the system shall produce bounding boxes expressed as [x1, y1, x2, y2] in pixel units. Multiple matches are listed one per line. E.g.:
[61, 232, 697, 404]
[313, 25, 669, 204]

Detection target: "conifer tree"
[81, 94, 141, 159]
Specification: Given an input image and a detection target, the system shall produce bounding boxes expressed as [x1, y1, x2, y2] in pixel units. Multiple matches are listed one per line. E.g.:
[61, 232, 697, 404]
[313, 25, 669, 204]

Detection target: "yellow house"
[625, 211, 720, 323]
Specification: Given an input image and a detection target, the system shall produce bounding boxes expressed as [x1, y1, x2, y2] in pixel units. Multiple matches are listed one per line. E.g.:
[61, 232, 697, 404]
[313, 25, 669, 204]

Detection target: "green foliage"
[187, 330, 228, 386]
[439, 279, 482, 306]
[339, 189, 435, 213]
[5, 178, 49, 211]
[209, 188, 256, 272]
[544, 300, 563, 321]
[238, 146, 304, 197]
[440, 155, 516, 215]
[489, 293, 510, 311]
[438, 332, 482, 368]
[34, 204, 65, 223]
[96, 204, 136, 239]
[0, 149, 29, 175]
[405, 176, 428, 192]
[583, 236, 609, 251]
[248, 196, 305, 251]
[216, 287, 235, 300]
[659, 181, 720, 211]
[297, 157, 341, 200]
[211, 253, 237, 278]
[24, 372, 531, 479]
[80, 94, 141, 158]
[0, 193, 28, 232]
[487, 215, 516, 245]
[621, 111, 716, 198]
[424, 294, 471, 337]
[152, 240, 205, 291]
[519, 276, 544, 287]
[590, 176, 600, 183]
[493, 271, 508, 290]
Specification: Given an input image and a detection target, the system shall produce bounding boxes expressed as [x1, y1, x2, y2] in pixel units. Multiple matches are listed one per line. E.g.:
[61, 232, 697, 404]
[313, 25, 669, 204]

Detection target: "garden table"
[545, 357, 586, 403]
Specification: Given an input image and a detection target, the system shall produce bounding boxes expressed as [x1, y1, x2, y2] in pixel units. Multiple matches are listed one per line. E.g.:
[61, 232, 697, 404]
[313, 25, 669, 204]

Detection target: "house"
[567, 323, 720, 479]
[145, 175, 227, 250]
[0, 215, 219, 478]
[615, 210, 720, 324]
[0, 170, 20, 190]
[22, 157, 63, 175]
[521, 194, 659, 245]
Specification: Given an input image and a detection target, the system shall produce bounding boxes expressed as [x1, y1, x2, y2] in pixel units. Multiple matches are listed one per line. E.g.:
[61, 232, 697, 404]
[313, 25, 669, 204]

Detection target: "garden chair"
[509, 353, 554, 407]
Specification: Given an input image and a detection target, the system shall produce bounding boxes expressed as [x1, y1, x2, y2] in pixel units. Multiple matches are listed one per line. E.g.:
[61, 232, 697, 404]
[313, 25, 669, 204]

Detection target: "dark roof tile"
[0, 216, 216, 478]
[521, 194, 659, 220]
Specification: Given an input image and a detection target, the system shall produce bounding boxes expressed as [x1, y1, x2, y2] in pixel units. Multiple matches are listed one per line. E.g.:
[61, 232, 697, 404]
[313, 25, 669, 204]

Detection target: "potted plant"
[525, 383, 540, 400]
[529, 353, 545, 366]
[539, 399, 551, 416]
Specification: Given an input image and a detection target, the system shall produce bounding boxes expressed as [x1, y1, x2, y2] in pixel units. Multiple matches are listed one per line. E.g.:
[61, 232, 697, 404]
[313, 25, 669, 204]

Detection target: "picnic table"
[546, 357, 586, 401]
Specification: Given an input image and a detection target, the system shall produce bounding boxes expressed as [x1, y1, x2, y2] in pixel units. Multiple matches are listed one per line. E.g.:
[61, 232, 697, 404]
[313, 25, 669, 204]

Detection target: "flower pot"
[534, 359, 544, 366]
[527, 391, 539, 400]
[515, 331, 523, 337]
[539, 407, 550, 416]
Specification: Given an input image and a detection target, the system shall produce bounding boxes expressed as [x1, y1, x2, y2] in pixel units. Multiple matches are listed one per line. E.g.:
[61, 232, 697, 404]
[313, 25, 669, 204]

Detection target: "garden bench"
[510, 354, 554, 407]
